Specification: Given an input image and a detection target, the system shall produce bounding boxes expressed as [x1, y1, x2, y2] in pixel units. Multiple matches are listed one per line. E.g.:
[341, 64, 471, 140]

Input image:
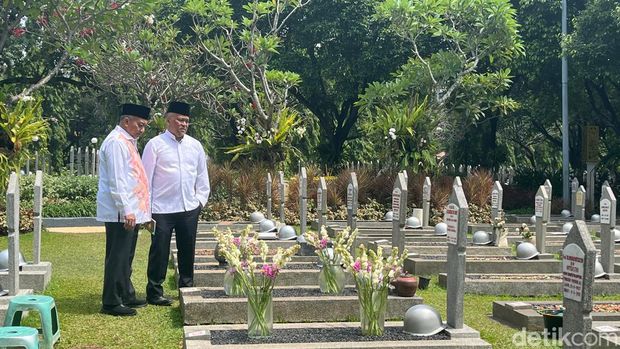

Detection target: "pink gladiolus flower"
[367, 264, 372, 272]
[319, 238, 328, 249]
[352, 260, 361, 272]
[232, 237, 241, 246]
[261, 264, 279, 279]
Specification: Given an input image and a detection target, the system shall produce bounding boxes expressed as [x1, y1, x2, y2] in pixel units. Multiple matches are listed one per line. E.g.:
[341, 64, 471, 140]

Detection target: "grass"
[0, 231, 183, 349]
[2, 231, 619, 348]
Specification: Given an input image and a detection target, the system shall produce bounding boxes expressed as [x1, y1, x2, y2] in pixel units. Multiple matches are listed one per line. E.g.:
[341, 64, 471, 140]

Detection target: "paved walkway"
[46, 226, 105, 234]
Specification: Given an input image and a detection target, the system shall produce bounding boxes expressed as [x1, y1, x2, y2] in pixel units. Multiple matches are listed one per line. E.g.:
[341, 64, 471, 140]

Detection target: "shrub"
[463, 169, 493, 207]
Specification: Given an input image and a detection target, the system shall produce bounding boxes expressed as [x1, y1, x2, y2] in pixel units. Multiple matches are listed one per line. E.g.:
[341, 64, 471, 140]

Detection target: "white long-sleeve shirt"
[96, 126, 151, 223]
[142, 130, 210, 214]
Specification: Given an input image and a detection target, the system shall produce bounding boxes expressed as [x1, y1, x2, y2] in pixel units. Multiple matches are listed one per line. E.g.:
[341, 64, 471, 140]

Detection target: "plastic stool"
[0, 326, 39, 349]
[4, 295, 60, 349]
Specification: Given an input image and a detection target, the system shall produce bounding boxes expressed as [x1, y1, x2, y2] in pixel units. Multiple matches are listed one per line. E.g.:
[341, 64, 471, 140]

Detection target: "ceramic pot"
[395, 276, 418, 297]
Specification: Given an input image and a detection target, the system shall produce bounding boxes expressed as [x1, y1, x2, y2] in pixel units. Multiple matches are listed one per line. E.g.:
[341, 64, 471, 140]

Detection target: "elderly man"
[97, 103, 151, 316]
[142, 101, 210, 306]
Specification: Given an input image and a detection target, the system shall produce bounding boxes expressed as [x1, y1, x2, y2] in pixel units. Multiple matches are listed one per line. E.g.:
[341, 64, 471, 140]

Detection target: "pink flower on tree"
[232, 237, 241, 246]
[110, 2, 120, 10]
[11, 28, 26, 38]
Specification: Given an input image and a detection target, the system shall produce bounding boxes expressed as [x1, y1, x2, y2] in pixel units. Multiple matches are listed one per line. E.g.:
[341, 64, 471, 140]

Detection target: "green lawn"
[1, 231, 618, 348]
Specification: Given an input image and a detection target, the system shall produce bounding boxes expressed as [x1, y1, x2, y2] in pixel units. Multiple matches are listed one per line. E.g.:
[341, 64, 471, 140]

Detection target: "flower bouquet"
[214, 226, 300, 338]
[517, 223, 534, 241]
[335, 229, 407, 336]
[304, 227, 353, 294]
[492, 211, 508, 246]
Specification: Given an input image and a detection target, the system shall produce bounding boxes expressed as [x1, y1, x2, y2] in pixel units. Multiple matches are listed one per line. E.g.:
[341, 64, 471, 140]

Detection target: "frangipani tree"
[183, 0, 310, 163]
[358, 0, 523, 168]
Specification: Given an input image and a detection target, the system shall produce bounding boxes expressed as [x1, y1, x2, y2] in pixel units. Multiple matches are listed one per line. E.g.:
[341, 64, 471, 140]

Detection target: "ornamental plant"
[304, 226, 356, 294]
[335, 229, 408, 336]
[517, 223, 533, 240]
[213, 225, 300, 337]
[491, 211, 506, 235]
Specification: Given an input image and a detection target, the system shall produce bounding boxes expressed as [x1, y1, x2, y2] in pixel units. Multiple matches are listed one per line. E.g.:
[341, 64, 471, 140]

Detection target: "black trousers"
[102, 222, 139, 307]
[147, 206, 200, 299]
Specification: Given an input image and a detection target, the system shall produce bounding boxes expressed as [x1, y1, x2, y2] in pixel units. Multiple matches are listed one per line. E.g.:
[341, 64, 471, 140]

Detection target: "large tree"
[276, 0, 408, 166]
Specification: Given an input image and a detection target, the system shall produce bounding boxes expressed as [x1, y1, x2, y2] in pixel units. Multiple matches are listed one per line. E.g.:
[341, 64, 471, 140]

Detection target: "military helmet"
[383, 211, 394, 221]
[529, 215, 536, 224]
[516, 242, 539, 260]
[562, 222, 573, 235]
[404, 216, 422, 229]
[0, 249, 27, 270]
[595, 257, 607, 279]
[434, 222, 448, 236]
[591, 214, 601, 223]
[560, 209, 571, 218]
[472, 231, 493, 245]
[403, 304, 445, 336]
[278, 225, 297, 240]
[259, 219, 277, 233]
[614, 228, 620, 243]
[249, 211, 266, 223]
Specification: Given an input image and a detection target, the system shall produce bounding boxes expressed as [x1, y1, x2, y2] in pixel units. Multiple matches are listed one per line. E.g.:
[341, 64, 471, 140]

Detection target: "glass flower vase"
[247, 290, 273, 338]
[357, 285, 388, 336]
[319, 263, 346, 294]
[223, 268, 244, 296]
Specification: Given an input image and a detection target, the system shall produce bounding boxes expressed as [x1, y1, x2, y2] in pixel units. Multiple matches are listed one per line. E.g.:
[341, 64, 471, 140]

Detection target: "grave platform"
[439, 273, 620, 296]
[492, 300, 620, 331]
[0, 262, 52, 292]
[404, 255, 560, 275]
[0, 288, 34, 320]
[173, 239, 298, 250]
[180, 286, 422, 325]
[183, 322, 491, 349]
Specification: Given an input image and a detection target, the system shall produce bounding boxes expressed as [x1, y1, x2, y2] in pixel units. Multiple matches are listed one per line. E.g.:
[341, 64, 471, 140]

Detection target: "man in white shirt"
[142, 101, 210, 306]
[97, 103, 151, 316]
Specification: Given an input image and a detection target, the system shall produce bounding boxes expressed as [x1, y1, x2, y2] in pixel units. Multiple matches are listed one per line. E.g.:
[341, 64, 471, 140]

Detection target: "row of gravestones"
[4, 171, 50, 295]
[22, 146, 98, 176]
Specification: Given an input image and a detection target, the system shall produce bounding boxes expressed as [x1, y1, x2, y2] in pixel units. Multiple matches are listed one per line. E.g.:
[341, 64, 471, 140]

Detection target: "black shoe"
[147, 296, 173, 306]
[101, 305, 137, 316]
[124, 298, 147, 308]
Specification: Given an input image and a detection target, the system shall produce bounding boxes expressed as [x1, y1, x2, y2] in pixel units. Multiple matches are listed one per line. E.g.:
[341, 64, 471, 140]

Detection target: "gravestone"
[562, 220, 596, 349]
[535, 186, 550, 254]
[392, 172, 407, 252]
[6, 172, 20, 295]
[544, 179, 552, 218]
[316, 177, 327, 233]
[491, 181, 503, 221]
[84, 146, 90, 176]
[278, 171, 286, 223]
[575, 186, 586, 220]
[599, 186, 616, 275]
[454, 176, 463, 188]
[346, 172, 358, 231]
[299, 167, 307, 236]
[33, 171, 43, 264]
[77, 147, 82, 175]
[446, 177, 469, 329]
[571, 178, 579, 216]
[422, 177, 431, 227]
[69, 146, 75, 175]
[266, 173, 272, 220]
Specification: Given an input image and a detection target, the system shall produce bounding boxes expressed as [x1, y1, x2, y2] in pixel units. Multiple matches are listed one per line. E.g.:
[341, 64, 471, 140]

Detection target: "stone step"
[180, 286, 422, 325]
[172, 239, 298, 250]
[439, 273, 620, 296]
[404, 256, 561, 275]
[183, 322, 492, 349]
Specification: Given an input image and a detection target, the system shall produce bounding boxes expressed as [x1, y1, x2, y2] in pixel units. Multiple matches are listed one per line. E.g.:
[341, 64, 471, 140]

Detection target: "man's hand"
[124, 213, 136, 230]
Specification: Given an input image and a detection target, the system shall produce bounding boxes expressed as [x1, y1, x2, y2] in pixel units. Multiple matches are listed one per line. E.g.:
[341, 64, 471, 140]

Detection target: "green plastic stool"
[4, 295, 60, 349]
[0, 326, 39, 349]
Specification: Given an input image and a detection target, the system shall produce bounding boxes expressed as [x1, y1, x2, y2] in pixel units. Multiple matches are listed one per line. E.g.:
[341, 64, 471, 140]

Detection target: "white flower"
[19, 95, 34, 102]
[32, 136, 39, 142]
[295, 126, 306, 137]
[390, 134, 397, 140]
[315, 43, 322, 49]
[237, 130, 243, 134]
[90, 137, 98, 144]
[389, 127, 396, 133]
[144, 14, 155, 26]
[256, 139, 262, 144]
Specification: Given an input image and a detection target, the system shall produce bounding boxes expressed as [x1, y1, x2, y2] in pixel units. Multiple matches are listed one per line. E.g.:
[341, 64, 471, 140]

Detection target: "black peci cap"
[167, 101, 191, 117]
[120, 103, 151, 120]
